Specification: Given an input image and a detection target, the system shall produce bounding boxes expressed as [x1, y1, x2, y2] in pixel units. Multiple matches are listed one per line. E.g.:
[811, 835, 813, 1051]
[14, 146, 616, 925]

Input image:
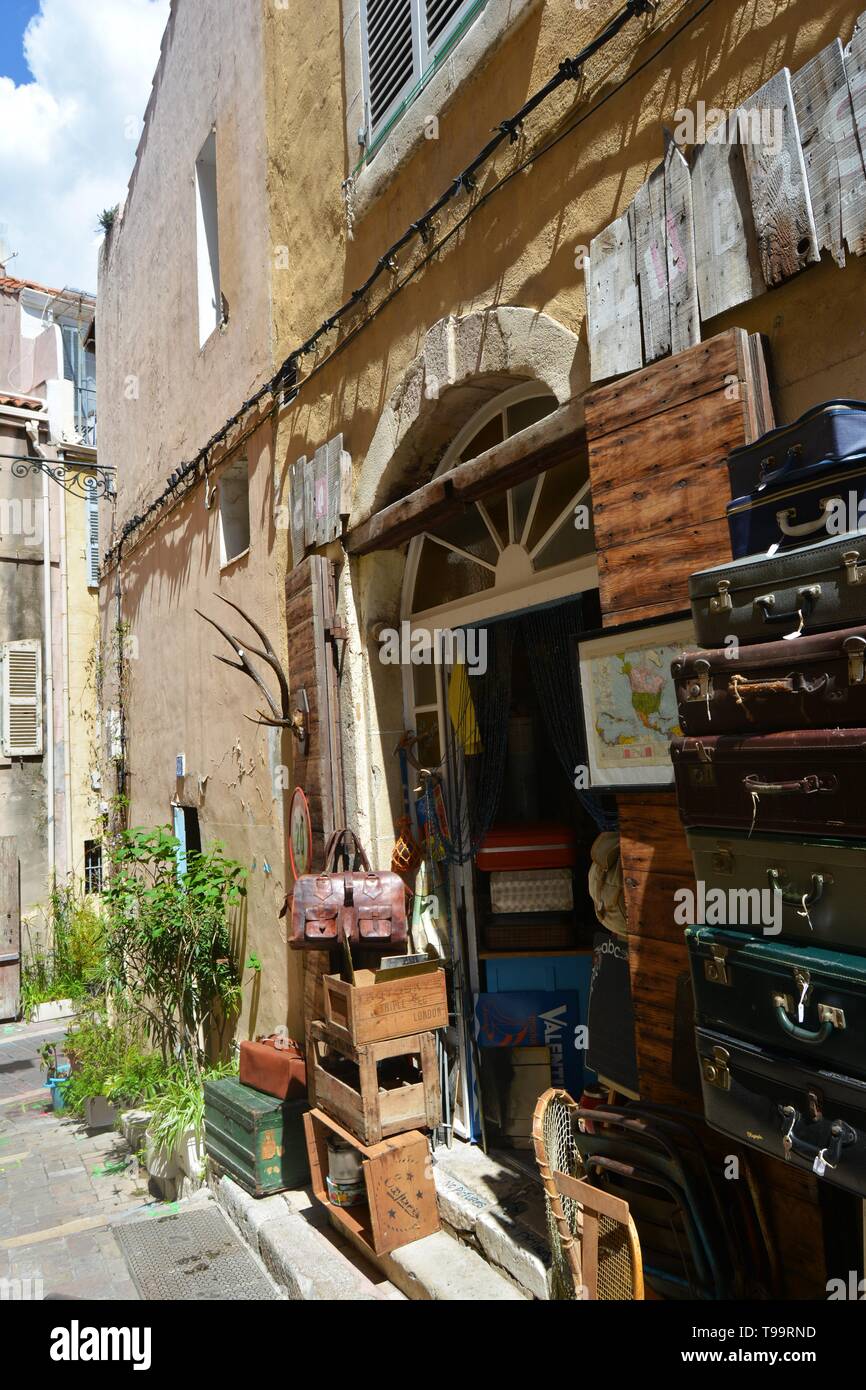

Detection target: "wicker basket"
[482, 915, 577, 952]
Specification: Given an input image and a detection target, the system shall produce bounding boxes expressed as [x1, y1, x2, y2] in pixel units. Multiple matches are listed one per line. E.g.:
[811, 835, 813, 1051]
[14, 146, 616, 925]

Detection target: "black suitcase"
[686, 827, 866, 952]
[670, 728, 866, 838]
[688, 929, 866, 1076]
[688, 528, 866, 648]
[672, 624, 866, 736]
[727, 400, 866, 497]
[696, 1025, 866, 1198]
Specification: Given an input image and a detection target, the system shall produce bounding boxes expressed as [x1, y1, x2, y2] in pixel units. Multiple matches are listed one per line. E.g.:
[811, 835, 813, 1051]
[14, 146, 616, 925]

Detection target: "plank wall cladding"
[585, 329, 826, 1298]
[588, 10, 866, 382]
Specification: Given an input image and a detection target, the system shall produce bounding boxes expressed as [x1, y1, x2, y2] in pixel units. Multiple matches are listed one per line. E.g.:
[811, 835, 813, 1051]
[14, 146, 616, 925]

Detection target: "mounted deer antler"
[196, 595, 305, 740]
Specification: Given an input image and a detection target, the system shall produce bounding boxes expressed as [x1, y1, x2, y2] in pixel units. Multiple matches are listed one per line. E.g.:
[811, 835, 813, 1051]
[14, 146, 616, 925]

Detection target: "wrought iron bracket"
[0, 452, 116, 499]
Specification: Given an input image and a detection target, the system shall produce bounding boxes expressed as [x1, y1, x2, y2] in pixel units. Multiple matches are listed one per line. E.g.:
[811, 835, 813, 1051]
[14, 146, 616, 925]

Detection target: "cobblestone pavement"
[0, 1018, 161, 1301]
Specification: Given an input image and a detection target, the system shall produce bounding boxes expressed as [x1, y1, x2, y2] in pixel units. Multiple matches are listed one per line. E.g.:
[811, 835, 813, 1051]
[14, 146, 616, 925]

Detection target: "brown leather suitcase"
[673, 625, 866, 736]
[239, 1035, 307, 1101]
[670, 729, 866, 837]
[289, 829, 408, 950]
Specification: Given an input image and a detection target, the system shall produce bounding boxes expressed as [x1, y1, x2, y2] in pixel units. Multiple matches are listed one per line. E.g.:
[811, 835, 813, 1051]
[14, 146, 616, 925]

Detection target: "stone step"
[432, 1140, 554, 1300]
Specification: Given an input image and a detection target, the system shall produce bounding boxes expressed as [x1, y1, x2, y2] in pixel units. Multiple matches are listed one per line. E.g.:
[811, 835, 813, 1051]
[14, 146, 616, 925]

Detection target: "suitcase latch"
[843, 550, 865, 585]
[711, 847, 734, 875]
[704, 944, 730, 986]
[709, 580, 732, 614]
[817, 1004, 846, 1030]
[844, 635, 866, 684]
[684, 658, 712, 703]
[701, 1045, 731, 1091]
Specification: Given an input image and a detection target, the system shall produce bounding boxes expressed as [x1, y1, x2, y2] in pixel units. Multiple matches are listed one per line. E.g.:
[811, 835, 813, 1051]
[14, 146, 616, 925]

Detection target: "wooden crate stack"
[303, 964, 448, 1257]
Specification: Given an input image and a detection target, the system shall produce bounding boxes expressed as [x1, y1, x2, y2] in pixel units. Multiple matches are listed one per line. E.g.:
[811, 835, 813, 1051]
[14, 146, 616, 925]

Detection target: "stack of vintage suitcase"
[292, 829, 449, 1258]
[670, 400, 866, 1198]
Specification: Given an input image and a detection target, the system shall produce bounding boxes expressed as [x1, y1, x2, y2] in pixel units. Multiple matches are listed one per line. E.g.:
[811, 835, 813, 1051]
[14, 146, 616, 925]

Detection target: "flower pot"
[48, 1076, 70, 1113]
[175, 1128, 205, 1182]
[29, 1000, 76, 1024]
[84, 1095, 117, 1131]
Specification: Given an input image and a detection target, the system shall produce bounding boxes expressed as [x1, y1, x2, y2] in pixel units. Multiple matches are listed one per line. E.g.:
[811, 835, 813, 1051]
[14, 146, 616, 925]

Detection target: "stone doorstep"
[431, 1142, 554, 1301]
[212, 1172, 527, 1302]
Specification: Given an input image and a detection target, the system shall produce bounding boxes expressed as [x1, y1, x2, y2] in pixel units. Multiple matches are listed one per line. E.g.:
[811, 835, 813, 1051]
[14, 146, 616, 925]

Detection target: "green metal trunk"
[204, 1076, 309, 1197]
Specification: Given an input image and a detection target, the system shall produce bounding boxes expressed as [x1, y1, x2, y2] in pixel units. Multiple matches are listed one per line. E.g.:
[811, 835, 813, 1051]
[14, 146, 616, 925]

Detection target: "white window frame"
[195, 129, 222, 350]
[1, 640, 43, 758]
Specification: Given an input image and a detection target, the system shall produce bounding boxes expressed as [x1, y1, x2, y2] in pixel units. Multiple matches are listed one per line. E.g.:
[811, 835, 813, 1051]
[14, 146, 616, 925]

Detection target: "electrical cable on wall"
[103, 0, 714, 568]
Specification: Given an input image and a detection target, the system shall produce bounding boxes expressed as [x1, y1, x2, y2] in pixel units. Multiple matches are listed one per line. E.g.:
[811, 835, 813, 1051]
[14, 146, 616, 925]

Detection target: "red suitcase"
[670, 729, 866, 837]
[475, 823, 577, 871]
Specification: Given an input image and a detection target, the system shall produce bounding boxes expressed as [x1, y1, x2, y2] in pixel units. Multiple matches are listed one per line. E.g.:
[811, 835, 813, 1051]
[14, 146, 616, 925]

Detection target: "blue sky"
[0, 2, 40, 86]
[0, 0, 169, 291]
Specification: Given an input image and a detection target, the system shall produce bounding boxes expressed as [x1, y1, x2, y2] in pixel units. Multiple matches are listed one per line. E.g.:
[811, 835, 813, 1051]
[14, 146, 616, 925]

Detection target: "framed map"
[576, 618, 693, 790]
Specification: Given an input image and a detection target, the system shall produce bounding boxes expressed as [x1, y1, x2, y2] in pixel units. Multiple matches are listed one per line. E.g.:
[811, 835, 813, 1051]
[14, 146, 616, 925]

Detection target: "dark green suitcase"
[687, 926, 866, 1077]
[203, 1076, 309, 1197]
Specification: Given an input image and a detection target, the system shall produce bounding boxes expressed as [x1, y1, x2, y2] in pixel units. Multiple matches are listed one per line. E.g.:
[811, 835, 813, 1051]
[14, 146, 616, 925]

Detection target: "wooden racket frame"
[532, 1087, 644, 1300]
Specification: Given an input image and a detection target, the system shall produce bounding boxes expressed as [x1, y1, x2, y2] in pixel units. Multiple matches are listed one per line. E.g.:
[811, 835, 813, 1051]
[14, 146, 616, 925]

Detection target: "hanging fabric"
[519, 600, 618, 832]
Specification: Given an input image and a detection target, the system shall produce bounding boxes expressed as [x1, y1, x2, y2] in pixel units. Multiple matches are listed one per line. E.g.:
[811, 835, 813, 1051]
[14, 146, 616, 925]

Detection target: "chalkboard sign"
[586, 929, 639, 1096]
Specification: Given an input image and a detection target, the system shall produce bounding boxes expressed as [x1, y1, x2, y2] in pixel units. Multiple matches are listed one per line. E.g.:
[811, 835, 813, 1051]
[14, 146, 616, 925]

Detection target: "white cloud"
[0, 0, 169, 293]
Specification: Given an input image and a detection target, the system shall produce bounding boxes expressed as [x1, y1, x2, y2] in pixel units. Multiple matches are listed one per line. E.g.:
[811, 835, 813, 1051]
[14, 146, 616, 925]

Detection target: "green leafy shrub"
[147, 1059, 238, 1152]
[63, 1011, 174, 1115]
[103, 826, 245, 1076]
[21, 884, 106, 1013]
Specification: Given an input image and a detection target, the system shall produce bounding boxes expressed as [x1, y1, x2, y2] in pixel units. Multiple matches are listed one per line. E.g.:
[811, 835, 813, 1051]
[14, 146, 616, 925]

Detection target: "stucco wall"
[97, 0, 273, 533]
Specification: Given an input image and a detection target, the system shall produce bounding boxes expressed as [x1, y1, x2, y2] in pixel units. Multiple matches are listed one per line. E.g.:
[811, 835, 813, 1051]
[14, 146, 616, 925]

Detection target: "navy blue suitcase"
[727, 400, 866, 497]
[727, 453, 866, 559]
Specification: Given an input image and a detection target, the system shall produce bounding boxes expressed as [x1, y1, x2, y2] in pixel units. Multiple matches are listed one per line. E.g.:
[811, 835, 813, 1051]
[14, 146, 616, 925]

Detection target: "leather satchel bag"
[289, 828, 408, 950]
[239, 1035, 307, 1101]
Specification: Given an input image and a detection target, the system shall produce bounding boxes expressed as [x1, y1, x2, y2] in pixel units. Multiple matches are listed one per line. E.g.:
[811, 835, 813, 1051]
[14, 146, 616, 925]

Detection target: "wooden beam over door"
[346, 395, 586, 556]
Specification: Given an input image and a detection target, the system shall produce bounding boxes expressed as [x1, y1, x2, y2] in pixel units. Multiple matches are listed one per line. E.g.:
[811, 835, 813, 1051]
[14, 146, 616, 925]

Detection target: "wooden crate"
[308, 1020, 441, 1145]
[323, 966, 448, 1045]
[304, 1107, 439, 1256]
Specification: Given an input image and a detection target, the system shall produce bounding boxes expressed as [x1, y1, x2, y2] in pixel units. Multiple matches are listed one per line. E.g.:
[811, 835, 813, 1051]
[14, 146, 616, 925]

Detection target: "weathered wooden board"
[585, 326, 754, 439]
[738, 68, 820, 285]
[325, 434, 352, 542]
[617, 793, 694, 880]
[598, 517, 731, 618]
[664, 139, 701, 354]
[843, 11, 866, 255]
[588, 208, 642, 381]
[590, 391, 747, 495]
[633, 163, 670, 363]
[592, 455, 730, 552]
[691, 132, 765, 318]
[621, 868, 695, 946]
[289, 455, 307, 568]
[792, 39, 866, 266]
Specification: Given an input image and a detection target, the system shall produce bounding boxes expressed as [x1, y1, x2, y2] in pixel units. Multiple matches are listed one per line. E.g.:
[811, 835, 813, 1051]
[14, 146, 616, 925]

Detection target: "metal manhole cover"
[114, 1205, 279, 1301]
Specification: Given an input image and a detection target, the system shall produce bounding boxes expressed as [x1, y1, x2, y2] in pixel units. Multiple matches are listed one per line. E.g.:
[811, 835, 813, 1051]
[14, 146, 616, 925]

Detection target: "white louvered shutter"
[2, 641, 42, 757]
[85, 492, 100, 587]
[361, 0, 418, 137]
[424, 0, 471, 52]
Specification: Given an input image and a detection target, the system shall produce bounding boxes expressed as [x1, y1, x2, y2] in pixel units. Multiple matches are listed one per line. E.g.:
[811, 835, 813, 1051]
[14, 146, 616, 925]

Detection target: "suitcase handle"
[743, 773, 838, 796]
[753, 586, 820, 629]
[767, 868, 825, 909]
[780, 1106, 857, 1170]
[772, 994, 835, 1045]
[775, 497, 841, 538]
[729, 672, 828, 703]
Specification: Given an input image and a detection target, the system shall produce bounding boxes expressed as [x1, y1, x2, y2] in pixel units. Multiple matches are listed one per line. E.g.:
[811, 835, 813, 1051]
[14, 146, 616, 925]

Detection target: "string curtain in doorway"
[436, 599, 617, 866]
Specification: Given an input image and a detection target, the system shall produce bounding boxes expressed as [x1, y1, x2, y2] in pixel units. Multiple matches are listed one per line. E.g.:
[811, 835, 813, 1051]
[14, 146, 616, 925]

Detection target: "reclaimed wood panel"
[691, 133, 765, 318]
[633, 163, 670, 363]
[590, 398, 745, 500]
[843, 14, 866, 256]
[598, 517, 731, 619]
[618, 793, 694, 880]
[792, 39, 866, 266]
[664, 140, 700, 355]
[621, 868, 695, 946]
[588, 209, 642, 381]
[592, 457, 730, 552]
[738, 68, 820, 285]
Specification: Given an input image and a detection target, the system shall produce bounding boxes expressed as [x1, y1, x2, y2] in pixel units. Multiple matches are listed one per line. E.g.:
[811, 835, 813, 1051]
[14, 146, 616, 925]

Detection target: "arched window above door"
[408, 384, 595, 618]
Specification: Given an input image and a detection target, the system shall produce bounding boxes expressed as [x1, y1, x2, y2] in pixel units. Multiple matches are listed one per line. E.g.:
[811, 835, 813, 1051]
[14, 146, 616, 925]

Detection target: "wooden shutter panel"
[2, 641, 42, 757]
[362, 0, 417, 132]
[286, 556, 345, 1031]
[85, 493, 100, 586]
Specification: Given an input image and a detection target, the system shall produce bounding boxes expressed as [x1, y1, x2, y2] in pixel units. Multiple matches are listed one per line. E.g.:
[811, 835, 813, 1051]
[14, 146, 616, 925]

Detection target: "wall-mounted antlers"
[196, 595, 306, 742]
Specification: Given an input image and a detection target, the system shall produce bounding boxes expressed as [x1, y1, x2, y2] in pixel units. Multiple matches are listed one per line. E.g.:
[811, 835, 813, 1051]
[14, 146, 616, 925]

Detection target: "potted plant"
[38, 1042, 71, 1111]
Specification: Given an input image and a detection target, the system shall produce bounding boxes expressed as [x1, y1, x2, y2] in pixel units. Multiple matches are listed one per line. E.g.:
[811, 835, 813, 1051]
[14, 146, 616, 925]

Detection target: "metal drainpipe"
[26, 421, 56, 886]
[58, 464, 73, 879]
